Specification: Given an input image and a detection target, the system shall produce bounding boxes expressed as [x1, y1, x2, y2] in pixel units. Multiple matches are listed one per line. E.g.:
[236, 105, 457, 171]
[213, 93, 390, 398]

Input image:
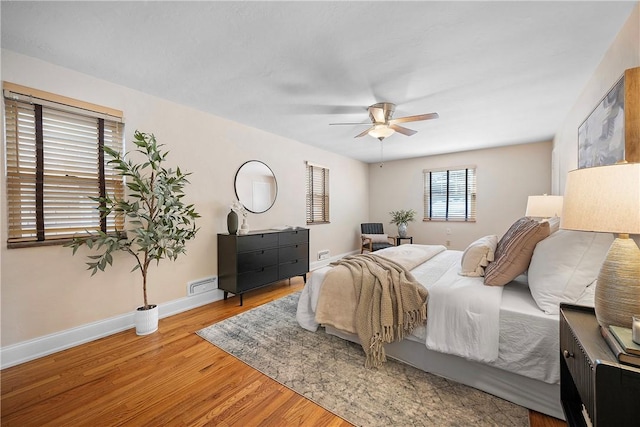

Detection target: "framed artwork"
[578, 75, 625, 169]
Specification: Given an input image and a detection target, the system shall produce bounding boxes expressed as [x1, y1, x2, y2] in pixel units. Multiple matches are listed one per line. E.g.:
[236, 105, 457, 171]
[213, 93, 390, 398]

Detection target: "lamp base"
[595, 235, 640, 329]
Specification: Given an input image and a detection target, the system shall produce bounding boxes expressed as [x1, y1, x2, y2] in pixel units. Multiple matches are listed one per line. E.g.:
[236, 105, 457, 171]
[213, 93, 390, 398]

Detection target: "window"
[423, 166, 476, 221]
[305, 162, 329, 224]
[4, 83, 124, 247]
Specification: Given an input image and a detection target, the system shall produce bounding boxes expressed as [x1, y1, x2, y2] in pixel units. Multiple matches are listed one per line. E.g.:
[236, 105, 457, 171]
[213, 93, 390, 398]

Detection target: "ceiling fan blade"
[389, 124, 417, 136]
[355, 127, 374, 138]
[388, 112, 439, 125]
[329, 122, 373, 126]
[273, 104, 366, 115]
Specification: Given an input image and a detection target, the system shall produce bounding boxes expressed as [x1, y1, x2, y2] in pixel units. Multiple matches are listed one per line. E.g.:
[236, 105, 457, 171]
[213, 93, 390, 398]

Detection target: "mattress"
[407, 254, 559, 383]
[490, 275, 560, 383]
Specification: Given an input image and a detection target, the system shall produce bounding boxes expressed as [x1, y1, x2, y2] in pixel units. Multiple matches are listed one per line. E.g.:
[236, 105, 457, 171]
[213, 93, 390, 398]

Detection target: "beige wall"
[552, 2, 639, 247]
[553, 3, 640, 193]
[368, 141, 553, 250]
[0, 50, 369, 346]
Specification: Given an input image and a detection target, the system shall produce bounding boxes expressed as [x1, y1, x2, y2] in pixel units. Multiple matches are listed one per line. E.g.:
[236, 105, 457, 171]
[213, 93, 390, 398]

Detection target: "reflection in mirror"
[234, 160, 278, 213]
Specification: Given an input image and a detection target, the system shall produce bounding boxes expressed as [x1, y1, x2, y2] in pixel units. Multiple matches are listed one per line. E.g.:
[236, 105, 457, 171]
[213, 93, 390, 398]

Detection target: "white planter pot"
[135, 304, 158, 335]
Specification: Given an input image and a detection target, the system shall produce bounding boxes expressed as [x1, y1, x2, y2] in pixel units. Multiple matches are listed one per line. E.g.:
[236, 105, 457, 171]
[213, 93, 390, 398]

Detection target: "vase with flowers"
[389, 209, 416, 238]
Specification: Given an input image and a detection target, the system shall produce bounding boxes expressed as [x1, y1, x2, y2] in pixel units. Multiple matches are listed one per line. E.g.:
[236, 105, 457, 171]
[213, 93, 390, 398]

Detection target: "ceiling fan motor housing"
[369, 102, 396, 124]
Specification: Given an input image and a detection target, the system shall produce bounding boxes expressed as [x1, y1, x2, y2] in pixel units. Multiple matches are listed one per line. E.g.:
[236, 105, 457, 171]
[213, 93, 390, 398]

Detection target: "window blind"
[423, 167, 476, 221]
[306, 162, 330, 224]
[4, 89, 124, 247]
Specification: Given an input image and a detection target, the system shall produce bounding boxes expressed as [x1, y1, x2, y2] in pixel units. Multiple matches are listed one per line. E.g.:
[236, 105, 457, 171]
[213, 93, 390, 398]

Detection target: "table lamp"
[561, 162, 640, 328]
[525, 194, 564, 218]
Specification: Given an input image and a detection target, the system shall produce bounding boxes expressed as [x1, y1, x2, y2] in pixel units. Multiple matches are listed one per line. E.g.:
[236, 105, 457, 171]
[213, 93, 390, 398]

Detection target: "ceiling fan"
[330, 102, 439, 141]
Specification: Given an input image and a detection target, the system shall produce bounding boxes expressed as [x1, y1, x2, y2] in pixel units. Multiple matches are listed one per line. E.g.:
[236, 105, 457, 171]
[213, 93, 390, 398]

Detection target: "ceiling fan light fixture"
[368, 124, 395, 139]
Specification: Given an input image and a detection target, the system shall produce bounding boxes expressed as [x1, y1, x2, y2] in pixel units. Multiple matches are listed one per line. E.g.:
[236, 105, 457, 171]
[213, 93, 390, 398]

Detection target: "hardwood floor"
[1, 278, 566, 426]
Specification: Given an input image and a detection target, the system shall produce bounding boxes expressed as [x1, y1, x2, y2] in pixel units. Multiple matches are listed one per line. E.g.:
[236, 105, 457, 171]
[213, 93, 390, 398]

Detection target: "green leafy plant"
[67, 131, 200, 309]
[389, 209, 417, 226]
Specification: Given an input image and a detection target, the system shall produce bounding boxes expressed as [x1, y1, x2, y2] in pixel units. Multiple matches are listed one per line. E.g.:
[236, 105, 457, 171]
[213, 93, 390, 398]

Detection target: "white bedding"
[416, 251, 503, 363]
[296, 245, 560, 384]
[297, 246, 504, 364]
[490, 275, 560, 383]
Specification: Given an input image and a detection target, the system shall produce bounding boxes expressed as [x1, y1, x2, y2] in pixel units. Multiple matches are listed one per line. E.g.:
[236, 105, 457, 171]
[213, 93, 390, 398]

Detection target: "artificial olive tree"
[68, 131, 200, 309]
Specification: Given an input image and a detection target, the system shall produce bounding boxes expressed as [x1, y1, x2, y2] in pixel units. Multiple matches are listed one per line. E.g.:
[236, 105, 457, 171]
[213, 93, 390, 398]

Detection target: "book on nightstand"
[609, 325, 640, 355]
[601, 326, 640, 368]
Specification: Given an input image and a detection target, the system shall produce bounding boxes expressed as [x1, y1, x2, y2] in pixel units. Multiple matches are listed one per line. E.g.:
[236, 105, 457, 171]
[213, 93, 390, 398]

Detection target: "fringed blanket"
[315, 252, 431, 368]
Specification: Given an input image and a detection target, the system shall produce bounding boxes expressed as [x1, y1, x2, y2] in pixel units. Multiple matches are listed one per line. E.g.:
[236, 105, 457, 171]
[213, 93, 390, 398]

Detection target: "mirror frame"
[234, 160, 278, 214]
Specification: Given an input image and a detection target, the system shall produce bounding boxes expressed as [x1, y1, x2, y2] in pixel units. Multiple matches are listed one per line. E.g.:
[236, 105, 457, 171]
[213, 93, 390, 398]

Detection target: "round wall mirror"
[234, 160, 278, 213]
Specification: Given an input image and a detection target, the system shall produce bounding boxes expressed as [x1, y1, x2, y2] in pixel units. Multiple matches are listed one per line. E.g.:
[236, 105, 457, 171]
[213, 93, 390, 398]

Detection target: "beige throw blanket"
[315, 253, 429, 368]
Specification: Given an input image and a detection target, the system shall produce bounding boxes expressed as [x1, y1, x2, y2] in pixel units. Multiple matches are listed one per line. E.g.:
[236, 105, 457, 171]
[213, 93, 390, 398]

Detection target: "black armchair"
[360, 223, 395, 253]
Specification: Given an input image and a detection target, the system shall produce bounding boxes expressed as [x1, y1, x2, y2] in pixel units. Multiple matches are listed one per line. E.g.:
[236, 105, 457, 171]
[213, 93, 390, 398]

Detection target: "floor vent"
[187, 276, 217, 296]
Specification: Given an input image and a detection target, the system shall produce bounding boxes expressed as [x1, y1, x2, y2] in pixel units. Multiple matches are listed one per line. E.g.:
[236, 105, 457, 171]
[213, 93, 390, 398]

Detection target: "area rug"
[197, 292, 529, 426]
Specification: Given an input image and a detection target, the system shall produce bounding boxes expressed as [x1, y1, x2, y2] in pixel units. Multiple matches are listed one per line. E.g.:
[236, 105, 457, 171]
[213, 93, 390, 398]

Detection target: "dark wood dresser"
[217, 228, 309, 305]
[560, 303, 640, 426]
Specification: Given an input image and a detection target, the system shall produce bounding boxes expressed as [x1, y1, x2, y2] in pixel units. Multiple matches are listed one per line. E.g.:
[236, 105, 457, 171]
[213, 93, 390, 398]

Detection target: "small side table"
[394, 236, 413, 246]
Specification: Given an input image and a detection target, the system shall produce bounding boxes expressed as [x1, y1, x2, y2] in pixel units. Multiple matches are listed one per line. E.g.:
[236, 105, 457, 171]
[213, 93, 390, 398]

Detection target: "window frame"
[4, 82, 125, 248]
[305, 161, 330, 225]
[423, 166, 477, 222]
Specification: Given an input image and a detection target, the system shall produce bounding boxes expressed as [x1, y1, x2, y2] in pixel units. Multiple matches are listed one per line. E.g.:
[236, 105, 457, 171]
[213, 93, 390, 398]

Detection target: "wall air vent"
[187, 276, 217, 296]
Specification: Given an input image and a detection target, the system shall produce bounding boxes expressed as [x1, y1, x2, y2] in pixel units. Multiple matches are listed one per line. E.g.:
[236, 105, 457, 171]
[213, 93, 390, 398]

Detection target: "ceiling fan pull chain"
[379, 141, 384, 168]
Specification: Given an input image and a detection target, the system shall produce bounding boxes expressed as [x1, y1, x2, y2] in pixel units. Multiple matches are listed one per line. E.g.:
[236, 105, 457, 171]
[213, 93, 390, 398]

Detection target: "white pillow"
[528, 230, 613, 314]
[362, 233, 389, 243]
[542, 216, 561, 234]
[459, 235, 498, 277]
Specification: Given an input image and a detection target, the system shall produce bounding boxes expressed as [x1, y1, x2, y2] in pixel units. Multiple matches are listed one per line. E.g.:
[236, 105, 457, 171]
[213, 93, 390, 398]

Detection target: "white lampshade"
[561, 163, 640, 234]
[525, 195, 564, 218]
[560, 162, 640, 329]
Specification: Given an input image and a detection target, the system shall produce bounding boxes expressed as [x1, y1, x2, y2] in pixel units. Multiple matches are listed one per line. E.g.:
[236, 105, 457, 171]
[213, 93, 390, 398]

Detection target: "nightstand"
[394, 236, 413, 245]
[560, 303, 640, 426]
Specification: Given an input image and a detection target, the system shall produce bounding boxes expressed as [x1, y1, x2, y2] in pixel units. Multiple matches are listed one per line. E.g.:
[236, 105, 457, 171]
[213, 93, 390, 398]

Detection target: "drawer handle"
[563, 350, 574, 359]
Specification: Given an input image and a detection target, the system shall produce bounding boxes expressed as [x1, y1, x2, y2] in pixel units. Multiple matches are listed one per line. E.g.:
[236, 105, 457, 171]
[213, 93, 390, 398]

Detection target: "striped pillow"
[484, 217, 550, 286]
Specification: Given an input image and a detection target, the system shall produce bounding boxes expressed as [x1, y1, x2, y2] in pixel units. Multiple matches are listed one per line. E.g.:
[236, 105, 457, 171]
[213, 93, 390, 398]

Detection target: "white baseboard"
[1, 251, 357, 369]
[0, 289, 225, 369]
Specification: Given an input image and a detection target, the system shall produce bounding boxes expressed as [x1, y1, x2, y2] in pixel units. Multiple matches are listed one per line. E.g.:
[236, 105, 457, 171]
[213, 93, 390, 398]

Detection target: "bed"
[296, 217, 614, 420]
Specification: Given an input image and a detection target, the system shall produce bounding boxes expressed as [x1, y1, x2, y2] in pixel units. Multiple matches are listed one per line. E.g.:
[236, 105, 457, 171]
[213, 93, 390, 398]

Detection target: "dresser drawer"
[237, 248, 278, 272]
[237, 233, 278, 252]
[278, 229, 308, 245]
[279, 259, 308, 280]
[279, 243, 308, 263]
[237, 265, 278, 291]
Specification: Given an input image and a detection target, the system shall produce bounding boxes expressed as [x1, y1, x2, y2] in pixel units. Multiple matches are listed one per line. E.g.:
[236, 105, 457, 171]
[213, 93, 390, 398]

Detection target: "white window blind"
[423, 166, 476, 221]
[4, 86, 124, 247]
[306, 162, 329, 224]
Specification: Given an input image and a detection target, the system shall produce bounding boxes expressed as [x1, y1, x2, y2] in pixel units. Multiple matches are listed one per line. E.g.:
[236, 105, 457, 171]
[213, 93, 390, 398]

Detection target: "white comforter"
[296, 245, 504, 363]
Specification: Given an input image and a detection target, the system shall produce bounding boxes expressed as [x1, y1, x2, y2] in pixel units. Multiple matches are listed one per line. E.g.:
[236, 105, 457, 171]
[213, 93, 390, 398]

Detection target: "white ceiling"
[1, 1, 636, 163]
